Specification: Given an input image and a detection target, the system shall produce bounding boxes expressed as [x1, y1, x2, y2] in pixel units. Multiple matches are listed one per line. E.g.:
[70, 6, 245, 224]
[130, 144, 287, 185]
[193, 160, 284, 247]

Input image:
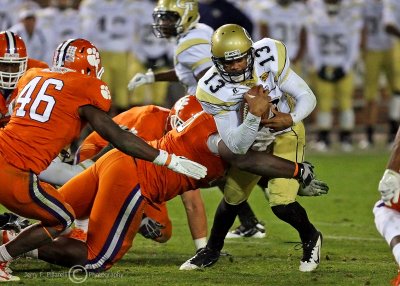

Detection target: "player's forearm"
[280, 70, 316, 123]
[218, 141, 296, 179]
[154, 69, 179, 82]
[215, 113, 260, 154]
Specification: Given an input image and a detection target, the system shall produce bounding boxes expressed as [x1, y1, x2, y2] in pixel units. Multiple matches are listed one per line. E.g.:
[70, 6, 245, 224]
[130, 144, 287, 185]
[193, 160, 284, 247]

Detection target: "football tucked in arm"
[239, 85, 270, 124]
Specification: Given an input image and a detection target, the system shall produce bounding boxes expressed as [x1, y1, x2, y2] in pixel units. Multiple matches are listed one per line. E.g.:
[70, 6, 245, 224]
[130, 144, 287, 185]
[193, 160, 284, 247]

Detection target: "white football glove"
[298, 179, 329, 196]
[378, 169, 400, 206]
[127, 69, 155, 91]
[153, 150, 207, 180]
[251, 127, 275, 152]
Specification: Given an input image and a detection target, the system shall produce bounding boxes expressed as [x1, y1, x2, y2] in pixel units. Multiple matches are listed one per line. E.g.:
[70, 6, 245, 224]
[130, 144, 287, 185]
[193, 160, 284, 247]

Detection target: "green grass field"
[2, 147, 397, 285]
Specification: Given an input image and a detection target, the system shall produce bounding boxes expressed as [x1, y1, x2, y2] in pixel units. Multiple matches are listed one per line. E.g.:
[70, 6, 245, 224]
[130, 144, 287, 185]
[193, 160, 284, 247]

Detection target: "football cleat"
[0, 262, 19, 282]
[299, 231, 323, 272]
[226, 222, 266, 239]
[0, 213, 30, 233]
[68, 228, 87, 242]
[179, 247, 220, 270]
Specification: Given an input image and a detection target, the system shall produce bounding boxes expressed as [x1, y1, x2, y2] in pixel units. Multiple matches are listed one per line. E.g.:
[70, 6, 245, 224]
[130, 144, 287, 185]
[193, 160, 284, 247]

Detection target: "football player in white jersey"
[127, 0, 213, 97]
[383, 0, 400, 145]
[307, 0, 363, 152]
[258, 0, 308, 74]
[359, 0, 395, 149]
[180, 24, 322, 273]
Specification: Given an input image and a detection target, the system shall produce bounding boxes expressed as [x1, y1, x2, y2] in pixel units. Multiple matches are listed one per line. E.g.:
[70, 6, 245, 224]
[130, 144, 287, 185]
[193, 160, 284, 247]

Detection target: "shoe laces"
[69, 228, 87, 242]
[391, 271, 400, 286]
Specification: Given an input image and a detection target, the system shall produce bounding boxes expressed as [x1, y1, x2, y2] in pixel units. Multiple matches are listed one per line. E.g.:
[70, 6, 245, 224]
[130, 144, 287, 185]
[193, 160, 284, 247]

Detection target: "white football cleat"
[299, 231, 322, 272]
[0, 262, 19, 282]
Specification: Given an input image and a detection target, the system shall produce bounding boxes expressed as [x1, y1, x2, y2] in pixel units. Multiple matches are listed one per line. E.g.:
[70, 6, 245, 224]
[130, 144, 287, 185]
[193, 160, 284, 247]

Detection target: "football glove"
[378, 169, 400, 206]
[153, 150, 207, 180]
[298, 179, 329, 196]
[317, 66, 346, 82]
[139, 216, 165, 239]
[295, 161, 315, 187]
[127, 69, 155, 91]
[251, 127, 275, 152]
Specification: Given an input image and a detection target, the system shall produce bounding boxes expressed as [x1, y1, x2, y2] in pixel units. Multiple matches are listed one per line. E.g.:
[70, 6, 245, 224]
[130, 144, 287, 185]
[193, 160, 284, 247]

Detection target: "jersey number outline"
[15, 77, 61, 123]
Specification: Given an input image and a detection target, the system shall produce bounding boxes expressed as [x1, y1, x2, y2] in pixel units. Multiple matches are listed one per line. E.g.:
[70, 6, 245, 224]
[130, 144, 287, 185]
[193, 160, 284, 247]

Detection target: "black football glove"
[139, 215, 165, 240]
[295, 161, 315, 187]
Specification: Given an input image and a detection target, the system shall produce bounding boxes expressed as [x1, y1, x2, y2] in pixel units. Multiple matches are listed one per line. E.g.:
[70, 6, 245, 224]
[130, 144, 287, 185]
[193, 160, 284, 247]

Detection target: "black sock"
[339, 130, 352, 144]
[389, 120, 399, 143]
[317, 130, 330, 146]
[366, 126, 374, 144]
[207, 200, 246, 251]
[237, 201, 258, 228]
[271, 202, 317, 243]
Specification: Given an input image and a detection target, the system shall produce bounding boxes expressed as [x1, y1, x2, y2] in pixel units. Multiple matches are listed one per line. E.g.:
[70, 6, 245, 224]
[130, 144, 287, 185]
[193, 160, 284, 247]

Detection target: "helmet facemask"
[152, 10, 182, 38]
[212, 48, 254, 84]
[0, 58, 27, 89]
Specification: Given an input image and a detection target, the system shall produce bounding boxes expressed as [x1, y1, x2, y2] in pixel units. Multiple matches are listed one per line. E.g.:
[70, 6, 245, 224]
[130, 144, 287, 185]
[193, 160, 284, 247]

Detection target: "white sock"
[24, 249, 38, 259]
[75, 219, 89, 232]
[193, 237, 207, 250]
[0, 245, 13, 262]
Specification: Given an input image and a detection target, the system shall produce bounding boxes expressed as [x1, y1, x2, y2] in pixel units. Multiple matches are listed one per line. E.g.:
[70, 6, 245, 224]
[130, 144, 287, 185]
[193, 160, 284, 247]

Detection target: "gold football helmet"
[211, 24, 254, 83]
[152, 0, 199, 38]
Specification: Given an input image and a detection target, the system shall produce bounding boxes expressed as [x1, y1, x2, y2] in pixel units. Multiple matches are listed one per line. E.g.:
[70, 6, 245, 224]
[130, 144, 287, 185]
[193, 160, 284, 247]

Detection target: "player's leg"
[268, 122, 322, 272]
[361, 51, 383, 147]
[180, 167, 260, 270]
[313, 77, 335, 151]
[337, 71, 355, 152]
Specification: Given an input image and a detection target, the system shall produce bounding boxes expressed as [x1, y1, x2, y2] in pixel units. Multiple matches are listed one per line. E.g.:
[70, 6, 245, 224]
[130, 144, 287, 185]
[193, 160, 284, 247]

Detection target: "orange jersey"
[0, 58, 49, 127]
[137, 111, 227, 203]
[77, 105, 170, 162]
[0, 68, 111, 174]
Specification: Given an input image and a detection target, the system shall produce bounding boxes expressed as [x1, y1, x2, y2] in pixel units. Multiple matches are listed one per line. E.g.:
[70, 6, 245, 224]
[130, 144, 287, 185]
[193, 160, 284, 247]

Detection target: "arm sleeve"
[214, 111, 261, 155]
[280, 69, 316, 124]
[38, 157, 94, 186]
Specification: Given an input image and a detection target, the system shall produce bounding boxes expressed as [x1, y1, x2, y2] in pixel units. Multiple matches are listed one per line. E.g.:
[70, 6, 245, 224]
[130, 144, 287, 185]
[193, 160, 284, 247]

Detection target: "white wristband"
[153, 149, 169, 166]
[193, 237, 207, 250]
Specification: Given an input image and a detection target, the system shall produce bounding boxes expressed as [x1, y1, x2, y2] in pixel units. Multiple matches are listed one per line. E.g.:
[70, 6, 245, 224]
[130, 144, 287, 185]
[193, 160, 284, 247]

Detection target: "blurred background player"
[128, 0, 213, 103]
[128, 0, 173, 107]
[258, 0, 308, 76]
[79, 0, 136, 115]
[36, 0, 82, 64]
[359, 0, 395, 149]
[383, 0, 400, 146]
[308, 0, 363, 152]
[10, 5, 49, 64]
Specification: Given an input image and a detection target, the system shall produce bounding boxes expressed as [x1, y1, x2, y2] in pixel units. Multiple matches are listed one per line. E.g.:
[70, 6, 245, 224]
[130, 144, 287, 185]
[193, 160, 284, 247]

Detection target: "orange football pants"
[0, 155, 75, 230]
[59, 149, 146, 271]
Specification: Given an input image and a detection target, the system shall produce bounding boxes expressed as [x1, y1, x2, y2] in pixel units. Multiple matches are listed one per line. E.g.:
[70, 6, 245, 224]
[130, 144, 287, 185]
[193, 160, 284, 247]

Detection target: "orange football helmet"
[0, 31, 28, 89]
[166, 95, 203, 132]
[52, 38, 104, 79]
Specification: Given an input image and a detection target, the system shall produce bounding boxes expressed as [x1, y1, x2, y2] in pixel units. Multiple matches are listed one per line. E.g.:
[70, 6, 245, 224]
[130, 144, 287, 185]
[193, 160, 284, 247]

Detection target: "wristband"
[153, 149, 169, 166]
[293, 162, 299, 178]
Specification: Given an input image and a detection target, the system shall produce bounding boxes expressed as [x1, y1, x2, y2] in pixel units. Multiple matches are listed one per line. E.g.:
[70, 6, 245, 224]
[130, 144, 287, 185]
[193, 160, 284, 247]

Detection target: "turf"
[2, 147, 397, 285]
